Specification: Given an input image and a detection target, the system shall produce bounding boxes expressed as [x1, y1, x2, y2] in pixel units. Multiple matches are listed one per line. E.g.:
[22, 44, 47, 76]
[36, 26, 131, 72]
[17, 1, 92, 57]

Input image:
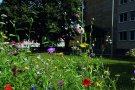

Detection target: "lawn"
[1, 51, 135, 90]
[33, 53, 135, 90]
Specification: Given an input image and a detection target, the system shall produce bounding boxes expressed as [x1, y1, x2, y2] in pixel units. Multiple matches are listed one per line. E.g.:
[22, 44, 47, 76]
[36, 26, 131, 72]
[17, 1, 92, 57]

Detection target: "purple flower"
[31, 85, 36, 90]
[74, 13, 80, 18]
[8, 51, 13, 55]
[58, 81, 64, 86]
[133, 70, 135, 75]
[89, 53, 95, 57]
[47, 48, 56, 53]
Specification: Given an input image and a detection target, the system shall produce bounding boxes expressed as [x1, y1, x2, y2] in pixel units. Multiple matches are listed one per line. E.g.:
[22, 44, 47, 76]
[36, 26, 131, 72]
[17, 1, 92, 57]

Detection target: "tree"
[0, 0, 83, 48]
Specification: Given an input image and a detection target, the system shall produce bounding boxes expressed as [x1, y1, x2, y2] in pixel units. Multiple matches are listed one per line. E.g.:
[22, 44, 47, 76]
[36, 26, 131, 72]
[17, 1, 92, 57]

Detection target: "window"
[130, 10, 135, 20]
[120, 12, 128, 22]
[120, 0, 128, 4]
[119, 32, 127, 40]
[130, 31, 135, 40]
[130, 0, 135, 2]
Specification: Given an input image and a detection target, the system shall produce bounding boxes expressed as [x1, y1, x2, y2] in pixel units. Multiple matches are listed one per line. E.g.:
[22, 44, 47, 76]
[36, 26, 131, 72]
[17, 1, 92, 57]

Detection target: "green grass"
[32, 53, 135, 90]
[1, 51, 135, 89]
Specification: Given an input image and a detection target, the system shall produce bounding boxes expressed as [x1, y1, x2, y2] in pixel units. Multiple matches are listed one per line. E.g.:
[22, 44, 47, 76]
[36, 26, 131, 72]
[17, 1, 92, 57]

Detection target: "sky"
[0, 0, 3, 5]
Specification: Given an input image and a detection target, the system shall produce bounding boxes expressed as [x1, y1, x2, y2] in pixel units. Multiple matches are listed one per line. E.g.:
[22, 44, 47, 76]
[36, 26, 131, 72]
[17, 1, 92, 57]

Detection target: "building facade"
[117, 0, 135, 49]
[85, 0, 135, 55]
[84, 0, 118, 54]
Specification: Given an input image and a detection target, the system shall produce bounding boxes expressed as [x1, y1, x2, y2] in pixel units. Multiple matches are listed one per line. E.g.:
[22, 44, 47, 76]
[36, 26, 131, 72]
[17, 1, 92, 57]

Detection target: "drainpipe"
[111, 0, 114, 57]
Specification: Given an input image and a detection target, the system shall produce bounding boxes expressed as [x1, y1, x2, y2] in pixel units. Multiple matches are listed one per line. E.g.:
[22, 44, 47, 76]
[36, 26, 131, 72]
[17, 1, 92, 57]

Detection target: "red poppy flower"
[4, 84, 13, 90]
[82, 78, 91, 87]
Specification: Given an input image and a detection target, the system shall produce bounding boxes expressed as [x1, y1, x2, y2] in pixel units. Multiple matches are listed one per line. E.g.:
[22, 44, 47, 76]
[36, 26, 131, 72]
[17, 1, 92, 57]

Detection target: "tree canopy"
[0, 0, 83, 47]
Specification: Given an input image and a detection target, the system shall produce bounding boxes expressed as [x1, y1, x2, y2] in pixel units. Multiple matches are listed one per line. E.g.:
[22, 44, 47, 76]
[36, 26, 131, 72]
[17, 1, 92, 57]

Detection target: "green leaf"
[42, 42, 49, 44]
[9, 34, 16, 36]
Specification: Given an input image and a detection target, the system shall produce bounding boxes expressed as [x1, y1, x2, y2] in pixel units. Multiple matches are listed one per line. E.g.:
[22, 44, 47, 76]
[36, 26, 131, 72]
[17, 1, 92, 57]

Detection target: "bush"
[126, 48, 135, 58]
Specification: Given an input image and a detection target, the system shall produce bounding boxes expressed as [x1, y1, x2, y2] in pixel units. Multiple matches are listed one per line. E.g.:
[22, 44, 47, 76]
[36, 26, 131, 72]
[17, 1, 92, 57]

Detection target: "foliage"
[0, 42, 116, 89]
[126, 48, 135, 58]
[0, 0, 83, 47]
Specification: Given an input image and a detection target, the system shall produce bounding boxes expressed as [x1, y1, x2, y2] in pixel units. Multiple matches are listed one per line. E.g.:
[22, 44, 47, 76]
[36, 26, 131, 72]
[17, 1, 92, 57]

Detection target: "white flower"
[37, 55, 41, 59]
[0, 22, 5, 25]
[115, 74, 120, 77]
[76, 75, 82, 78]
[131, 77, 135, 81]
[37, 71, 41, 75]
[81, 67, 87, 70]
[1, 14, 7, 18]
[63, 67, 67, 69]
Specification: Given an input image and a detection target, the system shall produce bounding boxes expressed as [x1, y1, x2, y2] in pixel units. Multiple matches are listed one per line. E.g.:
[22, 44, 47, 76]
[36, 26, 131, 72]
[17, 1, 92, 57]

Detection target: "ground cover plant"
[0, 43, 117, 90]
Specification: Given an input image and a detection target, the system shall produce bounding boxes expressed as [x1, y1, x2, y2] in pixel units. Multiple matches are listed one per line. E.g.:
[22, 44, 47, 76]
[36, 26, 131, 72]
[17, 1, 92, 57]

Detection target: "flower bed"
[0, 43, 116, 90]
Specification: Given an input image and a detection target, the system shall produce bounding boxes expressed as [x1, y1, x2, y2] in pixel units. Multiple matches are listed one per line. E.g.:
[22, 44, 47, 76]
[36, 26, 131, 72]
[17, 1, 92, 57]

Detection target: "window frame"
[130, 0, 135, 2]
[119, 12, 128, 22]
[129, 30, 135, 41]
[120, 0, 128, 5]
[119, 31, 128, 41]
[130, 10, 135, 21]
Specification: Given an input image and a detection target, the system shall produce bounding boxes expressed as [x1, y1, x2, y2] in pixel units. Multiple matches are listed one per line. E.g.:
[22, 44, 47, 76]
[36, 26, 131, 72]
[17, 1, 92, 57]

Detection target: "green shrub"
[126, 48, 135, 58]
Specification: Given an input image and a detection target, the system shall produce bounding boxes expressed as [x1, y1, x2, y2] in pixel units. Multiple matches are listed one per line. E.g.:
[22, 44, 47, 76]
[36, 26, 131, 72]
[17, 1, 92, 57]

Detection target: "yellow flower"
[2, 35, 8, 39]
[24, 66, 29, 70]
[104, 70, 110, 75]
[88, 65, 93, 69]
[95, 81, 102, 87]
[57, 52, 64, 56]
[54, 66, 58, 70]
[80, 43, 89, 48]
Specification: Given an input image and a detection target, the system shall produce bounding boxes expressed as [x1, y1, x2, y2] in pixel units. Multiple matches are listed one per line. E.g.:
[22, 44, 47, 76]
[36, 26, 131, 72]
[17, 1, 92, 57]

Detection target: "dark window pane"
[120, 14, 123, 22]
[120, 32, 122, 40]
[120, 0, 123, 4]
[124, 0, 127, 3]
[123, 32, 127, 40]
[130, 31, 134, 40]
[124, 13, 127, 21]
[130, 11, 135, 20]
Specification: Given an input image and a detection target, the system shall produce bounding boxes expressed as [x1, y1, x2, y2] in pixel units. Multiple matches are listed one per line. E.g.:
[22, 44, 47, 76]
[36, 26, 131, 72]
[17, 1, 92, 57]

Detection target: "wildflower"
[95, 81, 101, 87]
[10, 40, 16, 45]
[133, 70, 135, 75]
[89, 53, 95, 57]
[76, 75, 82, 78]
[82, 78, 91, 87]
[80, 43, 89, 48]
[37, 55, 41, 59]
[131, 77, 135, 81]
[31, 85, 36, 90]
[74, 13, 80, 18]
[115, 74, 120, 77]
[47, 47, 56, 53]
[2, 35, 8, 39]
[4, 84, 13, 90]
[58, 81, 64, 86]
[104, 70, 110, 75]
[1, 14, 7, 18]
[0, 46, 4, 50]
[8, 51, 13, 55]
[56, 52, 64, 56]
[13, 50, 19, 56]
[0, 22, 5, 25]
[89, 65, 93, 69]
[24, 66, 29, 70]
[81, 67, 87, 70]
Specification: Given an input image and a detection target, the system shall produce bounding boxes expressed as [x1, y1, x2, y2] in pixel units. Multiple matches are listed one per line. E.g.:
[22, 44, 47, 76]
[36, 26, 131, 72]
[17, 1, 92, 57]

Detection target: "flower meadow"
[0, 42, 117, 90]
